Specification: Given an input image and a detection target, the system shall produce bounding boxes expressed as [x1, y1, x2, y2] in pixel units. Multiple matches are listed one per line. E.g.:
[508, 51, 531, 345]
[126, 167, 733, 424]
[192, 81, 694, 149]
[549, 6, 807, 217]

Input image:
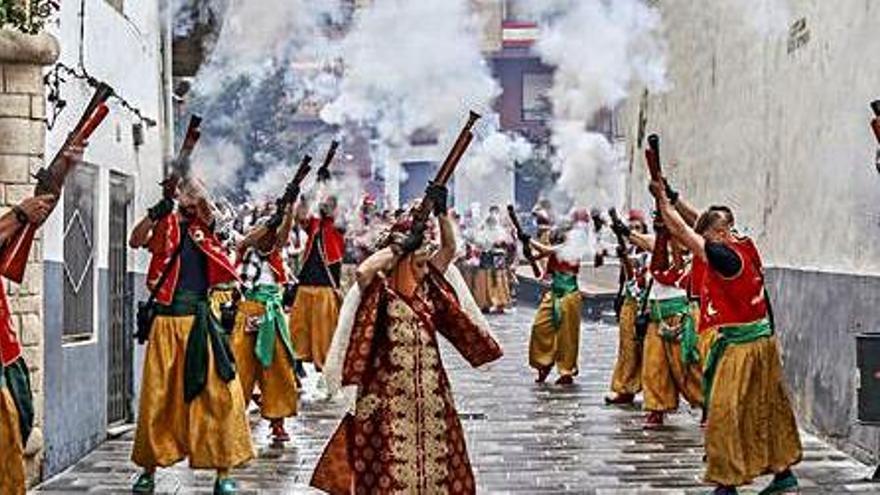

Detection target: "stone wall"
[0, 29, 59, 483]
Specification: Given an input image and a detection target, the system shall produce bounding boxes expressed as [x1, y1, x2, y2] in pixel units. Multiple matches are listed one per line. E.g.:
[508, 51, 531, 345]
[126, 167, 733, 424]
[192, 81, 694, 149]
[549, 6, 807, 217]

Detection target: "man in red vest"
[129, 179, 253, 494]
[232, 196, 299, 443]
[0, 194, 56, 495]
[289, 194, 345, 396]
[650, 179, 801, 495]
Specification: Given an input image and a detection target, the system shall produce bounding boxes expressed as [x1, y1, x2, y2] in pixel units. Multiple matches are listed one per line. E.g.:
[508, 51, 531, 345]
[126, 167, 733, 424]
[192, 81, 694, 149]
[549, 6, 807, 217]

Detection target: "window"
[63, 164, 97, 341]
[522, 72, 552, 122]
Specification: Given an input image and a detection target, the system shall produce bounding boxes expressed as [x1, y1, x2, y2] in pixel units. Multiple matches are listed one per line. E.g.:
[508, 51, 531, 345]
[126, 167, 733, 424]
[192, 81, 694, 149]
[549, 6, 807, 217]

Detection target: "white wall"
[43, 0, 167, 274]
[624, 0, 880, 275]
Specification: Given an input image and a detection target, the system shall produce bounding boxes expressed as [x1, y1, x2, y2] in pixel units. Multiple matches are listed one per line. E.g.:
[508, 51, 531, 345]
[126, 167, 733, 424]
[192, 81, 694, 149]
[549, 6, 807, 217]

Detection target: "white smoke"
[534, 0, 667, 209]
[461, 131, 532, 184]
[320, 0, 499, 148]
[551, 121, 624, 207]
[181, 0, 345, 195]
[243, 161, 291, 202]
[190, 138, 244, 194]
[556, 221, 596, 264]
[193, 0, 343, 96]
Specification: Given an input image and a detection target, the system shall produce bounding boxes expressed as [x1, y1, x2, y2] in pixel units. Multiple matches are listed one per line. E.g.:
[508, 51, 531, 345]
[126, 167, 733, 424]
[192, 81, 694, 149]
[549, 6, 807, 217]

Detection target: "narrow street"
[37, 306, 880, 494]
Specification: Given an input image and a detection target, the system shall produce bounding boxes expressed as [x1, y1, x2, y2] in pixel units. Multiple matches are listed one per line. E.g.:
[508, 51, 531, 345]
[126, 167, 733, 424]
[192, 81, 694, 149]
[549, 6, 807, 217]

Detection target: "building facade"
[622, 0, 880, 463]
[37, 0, 169, 478]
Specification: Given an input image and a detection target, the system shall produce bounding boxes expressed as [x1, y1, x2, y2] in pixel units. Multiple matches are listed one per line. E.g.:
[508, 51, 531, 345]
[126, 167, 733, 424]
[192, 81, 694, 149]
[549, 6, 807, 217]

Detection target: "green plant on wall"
[0, 0, 57, 34]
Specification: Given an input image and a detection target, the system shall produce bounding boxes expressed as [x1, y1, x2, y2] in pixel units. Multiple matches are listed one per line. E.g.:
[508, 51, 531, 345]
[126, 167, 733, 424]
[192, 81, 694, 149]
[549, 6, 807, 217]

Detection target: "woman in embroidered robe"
[650, 180, 801, 495]
[311, 184, 503, 495]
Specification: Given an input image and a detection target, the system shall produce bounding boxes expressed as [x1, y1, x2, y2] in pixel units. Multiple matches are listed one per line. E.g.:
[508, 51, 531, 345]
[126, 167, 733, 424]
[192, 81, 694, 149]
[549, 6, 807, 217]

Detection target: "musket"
[609, 208, 635, 281]
[163, 115, 202, 199]
[644, 133, 665, 211]
[253, 154, 313, 252]
[411, 111, 481, 224]
[870, 101, 880, 145]
[0, 83, 113, 282]
[316, 139, 339, 182]
[644, 134, 663, 182]
[507, 205, 541, 278]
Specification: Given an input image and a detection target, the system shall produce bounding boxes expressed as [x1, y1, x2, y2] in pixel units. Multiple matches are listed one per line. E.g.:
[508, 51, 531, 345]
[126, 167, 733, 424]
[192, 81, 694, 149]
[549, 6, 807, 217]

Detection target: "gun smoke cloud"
[171, 0, 344, 200]
[319, 0, 528, 209]
[319, 0, 497, 147]
[533, 0, 668, 210]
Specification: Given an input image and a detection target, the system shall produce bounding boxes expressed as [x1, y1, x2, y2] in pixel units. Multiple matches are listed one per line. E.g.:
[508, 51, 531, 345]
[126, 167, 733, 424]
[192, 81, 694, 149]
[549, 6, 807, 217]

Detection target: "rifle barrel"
[645, 133, 663, 181]
[320, 140, 340, 170]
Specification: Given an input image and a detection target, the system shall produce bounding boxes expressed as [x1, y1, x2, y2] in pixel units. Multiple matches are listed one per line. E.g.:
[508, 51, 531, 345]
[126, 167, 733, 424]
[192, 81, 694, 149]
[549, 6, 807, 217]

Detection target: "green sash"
[246, 284, 295, 368]
[649, 296, 699, 366]
[2, 358, 33, 444]
[550, 272, 579, 330]
[155, 290, 236, 402]
[702, 318, 773, 413]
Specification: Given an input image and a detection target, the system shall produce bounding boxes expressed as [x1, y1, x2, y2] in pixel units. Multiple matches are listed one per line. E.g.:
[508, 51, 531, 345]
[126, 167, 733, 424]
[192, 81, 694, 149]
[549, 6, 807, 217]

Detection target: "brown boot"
[604, 393, 635, 405]
[555, 374, 574, 385]
[535, 365, 552, 383]
[643, 411, 664, 429]
[270, 419, 290, 442]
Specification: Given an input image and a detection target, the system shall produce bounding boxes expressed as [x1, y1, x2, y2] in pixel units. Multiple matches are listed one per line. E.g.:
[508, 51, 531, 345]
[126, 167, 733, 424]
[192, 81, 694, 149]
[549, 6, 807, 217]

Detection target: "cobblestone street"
[37, 306, 880, 494]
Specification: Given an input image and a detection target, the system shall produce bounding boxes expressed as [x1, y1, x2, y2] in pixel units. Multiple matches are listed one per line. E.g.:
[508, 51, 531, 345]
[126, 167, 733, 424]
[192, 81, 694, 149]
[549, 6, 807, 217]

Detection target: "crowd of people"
[0, 140, 802, 495]
[601, 179, 802, 495]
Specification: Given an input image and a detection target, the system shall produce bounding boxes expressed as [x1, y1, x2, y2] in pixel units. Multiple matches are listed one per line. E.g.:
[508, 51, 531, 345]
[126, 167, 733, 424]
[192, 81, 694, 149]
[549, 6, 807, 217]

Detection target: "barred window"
[63, 164, 97, 341]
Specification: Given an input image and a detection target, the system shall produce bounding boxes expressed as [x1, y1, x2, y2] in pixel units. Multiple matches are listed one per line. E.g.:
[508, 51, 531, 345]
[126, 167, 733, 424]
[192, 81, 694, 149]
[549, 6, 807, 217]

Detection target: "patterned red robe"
[311, 266, 503, 495]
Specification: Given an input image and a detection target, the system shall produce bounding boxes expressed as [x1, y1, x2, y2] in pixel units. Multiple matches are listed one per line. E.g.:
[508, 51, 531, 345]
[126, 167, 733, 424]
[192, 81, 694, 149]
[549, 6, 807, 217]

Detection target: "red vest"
[304, 216, 344, 266]
[690, 256, 707, 299]
[235, 246, 289, 285]
[651, 263, 689, 290]
[0, 290, 20, 366]
[267, 249, 288, 284]
[146, 213, 239, 305]
[700, 236, 768, 329]
[546, 254, 579, 277]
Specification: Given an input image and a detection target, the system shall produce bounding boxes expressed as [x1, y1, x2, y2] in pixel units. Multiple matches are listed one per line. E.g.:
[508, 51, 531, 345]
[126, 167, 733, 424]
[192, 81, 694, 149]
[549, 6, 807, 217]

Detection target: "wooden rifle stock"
[645, 134, 663, 181]
[870, 101, 880, 145]
[412, 111, 481, 224]
[254, 154, 313, 252]
[644, 133, 665, 211]
[35, 83, 113, 196]
[273, 154, 313, 217]
[609, 208, 635, 281]
[0, 84, 113, 282]
[316, 140, 339, 181]
[507, 205, 541, 278]
[164, 115, 203, 199]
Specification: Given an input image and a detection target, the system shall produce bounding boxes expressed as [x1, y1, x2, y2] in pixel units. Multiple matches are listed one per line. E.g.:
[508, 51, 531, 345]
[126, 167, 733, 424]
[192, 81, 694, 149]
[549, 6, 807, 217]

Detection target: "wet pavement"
[36, 306, 880, 494]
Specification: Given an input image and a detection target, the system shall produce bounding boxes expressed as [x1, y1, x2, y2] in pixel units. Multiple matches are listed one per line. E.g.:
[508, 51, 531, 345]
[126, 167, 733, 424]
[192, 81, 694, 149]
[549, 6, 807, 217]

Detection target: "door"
[107, 173, 132, 425]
